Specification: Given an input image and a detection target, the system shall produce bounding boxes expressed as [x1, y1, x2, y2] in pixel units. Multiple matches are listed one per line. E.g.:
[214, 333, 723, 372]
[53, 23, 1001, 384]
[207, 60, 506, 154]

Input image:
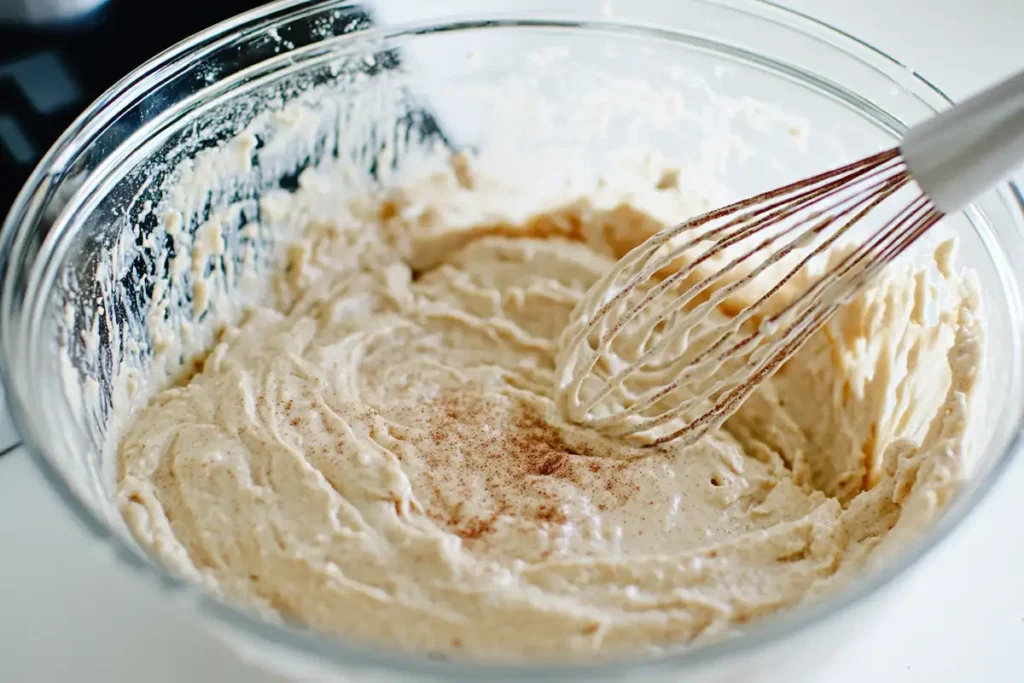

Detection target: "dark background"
[0, 0, 262, 213]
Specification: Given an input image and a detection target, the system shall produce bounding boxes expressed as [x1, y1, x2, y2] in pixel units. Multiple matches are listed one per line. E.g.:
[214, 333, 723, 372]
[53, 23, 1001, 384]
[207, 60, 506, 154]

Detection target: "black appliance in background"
[0, 0, 269, 213]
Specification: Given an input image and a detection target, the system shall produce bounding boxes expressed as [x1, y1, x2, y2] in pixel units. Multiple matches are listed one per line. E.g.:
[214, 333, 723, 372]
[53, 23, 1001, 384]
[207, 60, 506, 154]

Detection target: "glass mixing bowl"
[2, 1, 1022, 681]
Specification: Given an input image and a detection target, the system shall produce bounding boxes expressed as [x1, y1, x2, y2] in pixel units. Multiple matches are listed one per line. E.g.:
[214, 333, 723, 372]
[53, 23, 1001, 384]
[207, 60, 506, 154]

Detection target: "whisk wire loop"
[555, 148, 944, 446]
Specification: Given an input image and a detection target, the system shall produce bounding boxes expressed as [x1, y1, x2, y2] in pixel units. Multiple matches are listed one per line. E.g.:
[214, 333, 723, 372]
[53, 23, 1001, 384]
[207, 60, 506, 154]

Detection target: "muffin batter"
[117, 156, 980, 662]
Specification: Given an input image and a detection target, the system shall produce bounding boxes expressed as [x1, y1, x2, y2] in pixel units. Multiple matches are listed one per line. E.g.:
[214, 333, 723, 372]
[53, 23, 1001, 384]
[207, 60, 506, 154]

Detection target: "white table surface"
[2, 1, 1023, 681]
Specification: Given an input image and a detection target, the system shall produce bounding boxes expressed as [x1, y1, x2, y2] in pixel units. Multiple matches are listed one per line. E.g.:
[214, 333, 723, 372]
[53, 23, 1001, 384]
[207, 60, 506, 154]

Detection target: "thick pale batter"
[117, 157, 980, 662]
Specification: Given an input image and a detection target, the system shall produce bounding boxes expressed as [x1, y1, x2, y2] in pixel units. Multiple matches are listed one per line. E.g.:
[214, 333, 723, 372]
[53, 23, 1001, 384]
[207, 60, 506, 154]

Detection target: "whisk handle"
[901, 69, 1024, 215]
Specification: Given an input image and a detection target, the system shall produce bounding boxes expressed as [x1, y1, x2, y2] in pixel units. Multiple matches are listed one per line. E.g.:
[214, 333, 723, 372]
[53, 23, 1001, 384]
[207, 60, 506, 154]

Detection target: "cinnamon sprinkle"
[400, 389, 637, 545]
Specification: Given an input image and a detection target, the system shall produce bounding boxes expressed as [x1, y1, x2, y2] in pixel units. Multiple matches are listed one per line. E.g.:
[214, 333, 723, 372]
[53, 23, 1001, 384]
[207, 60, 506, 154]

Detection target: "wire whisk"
[555, 69, 1024, 447]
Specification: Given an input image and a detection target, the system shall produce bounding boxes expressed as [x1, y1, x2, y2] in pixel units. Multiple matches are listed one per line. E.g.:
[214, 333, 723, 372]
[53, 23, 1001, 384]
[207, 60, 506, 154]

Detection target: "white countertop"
[2, 1, 1023, 681]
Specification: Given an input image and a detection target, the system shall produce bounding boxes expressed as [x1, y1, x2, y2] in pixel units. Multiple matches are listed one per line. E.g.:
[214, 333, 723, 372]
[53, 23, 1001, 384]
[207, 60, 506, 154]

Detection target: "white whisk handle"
[901, 69, 1024, 215]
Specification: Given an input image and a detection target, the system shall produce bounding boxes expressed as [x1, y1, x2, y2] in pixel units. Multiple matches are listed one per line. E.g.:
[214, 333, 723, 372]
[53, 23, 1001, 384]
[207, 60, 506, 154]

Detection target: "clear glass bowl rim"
[1, 0, 1022, 679]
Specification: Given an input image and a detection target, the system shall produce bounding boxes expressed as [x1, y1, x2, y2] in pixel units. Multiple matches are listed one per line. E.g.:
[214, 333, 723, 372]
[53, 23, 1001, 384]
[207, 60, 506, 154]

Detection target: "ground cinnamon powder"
[402, 389, 635, 545]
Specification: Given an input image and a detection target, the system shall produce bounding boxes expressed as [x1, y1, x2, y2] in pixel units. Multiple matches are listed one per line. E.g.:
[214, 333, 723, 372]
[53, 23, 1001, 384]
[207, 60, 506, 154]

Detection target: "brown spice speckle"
[408, 390, 637, 545]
